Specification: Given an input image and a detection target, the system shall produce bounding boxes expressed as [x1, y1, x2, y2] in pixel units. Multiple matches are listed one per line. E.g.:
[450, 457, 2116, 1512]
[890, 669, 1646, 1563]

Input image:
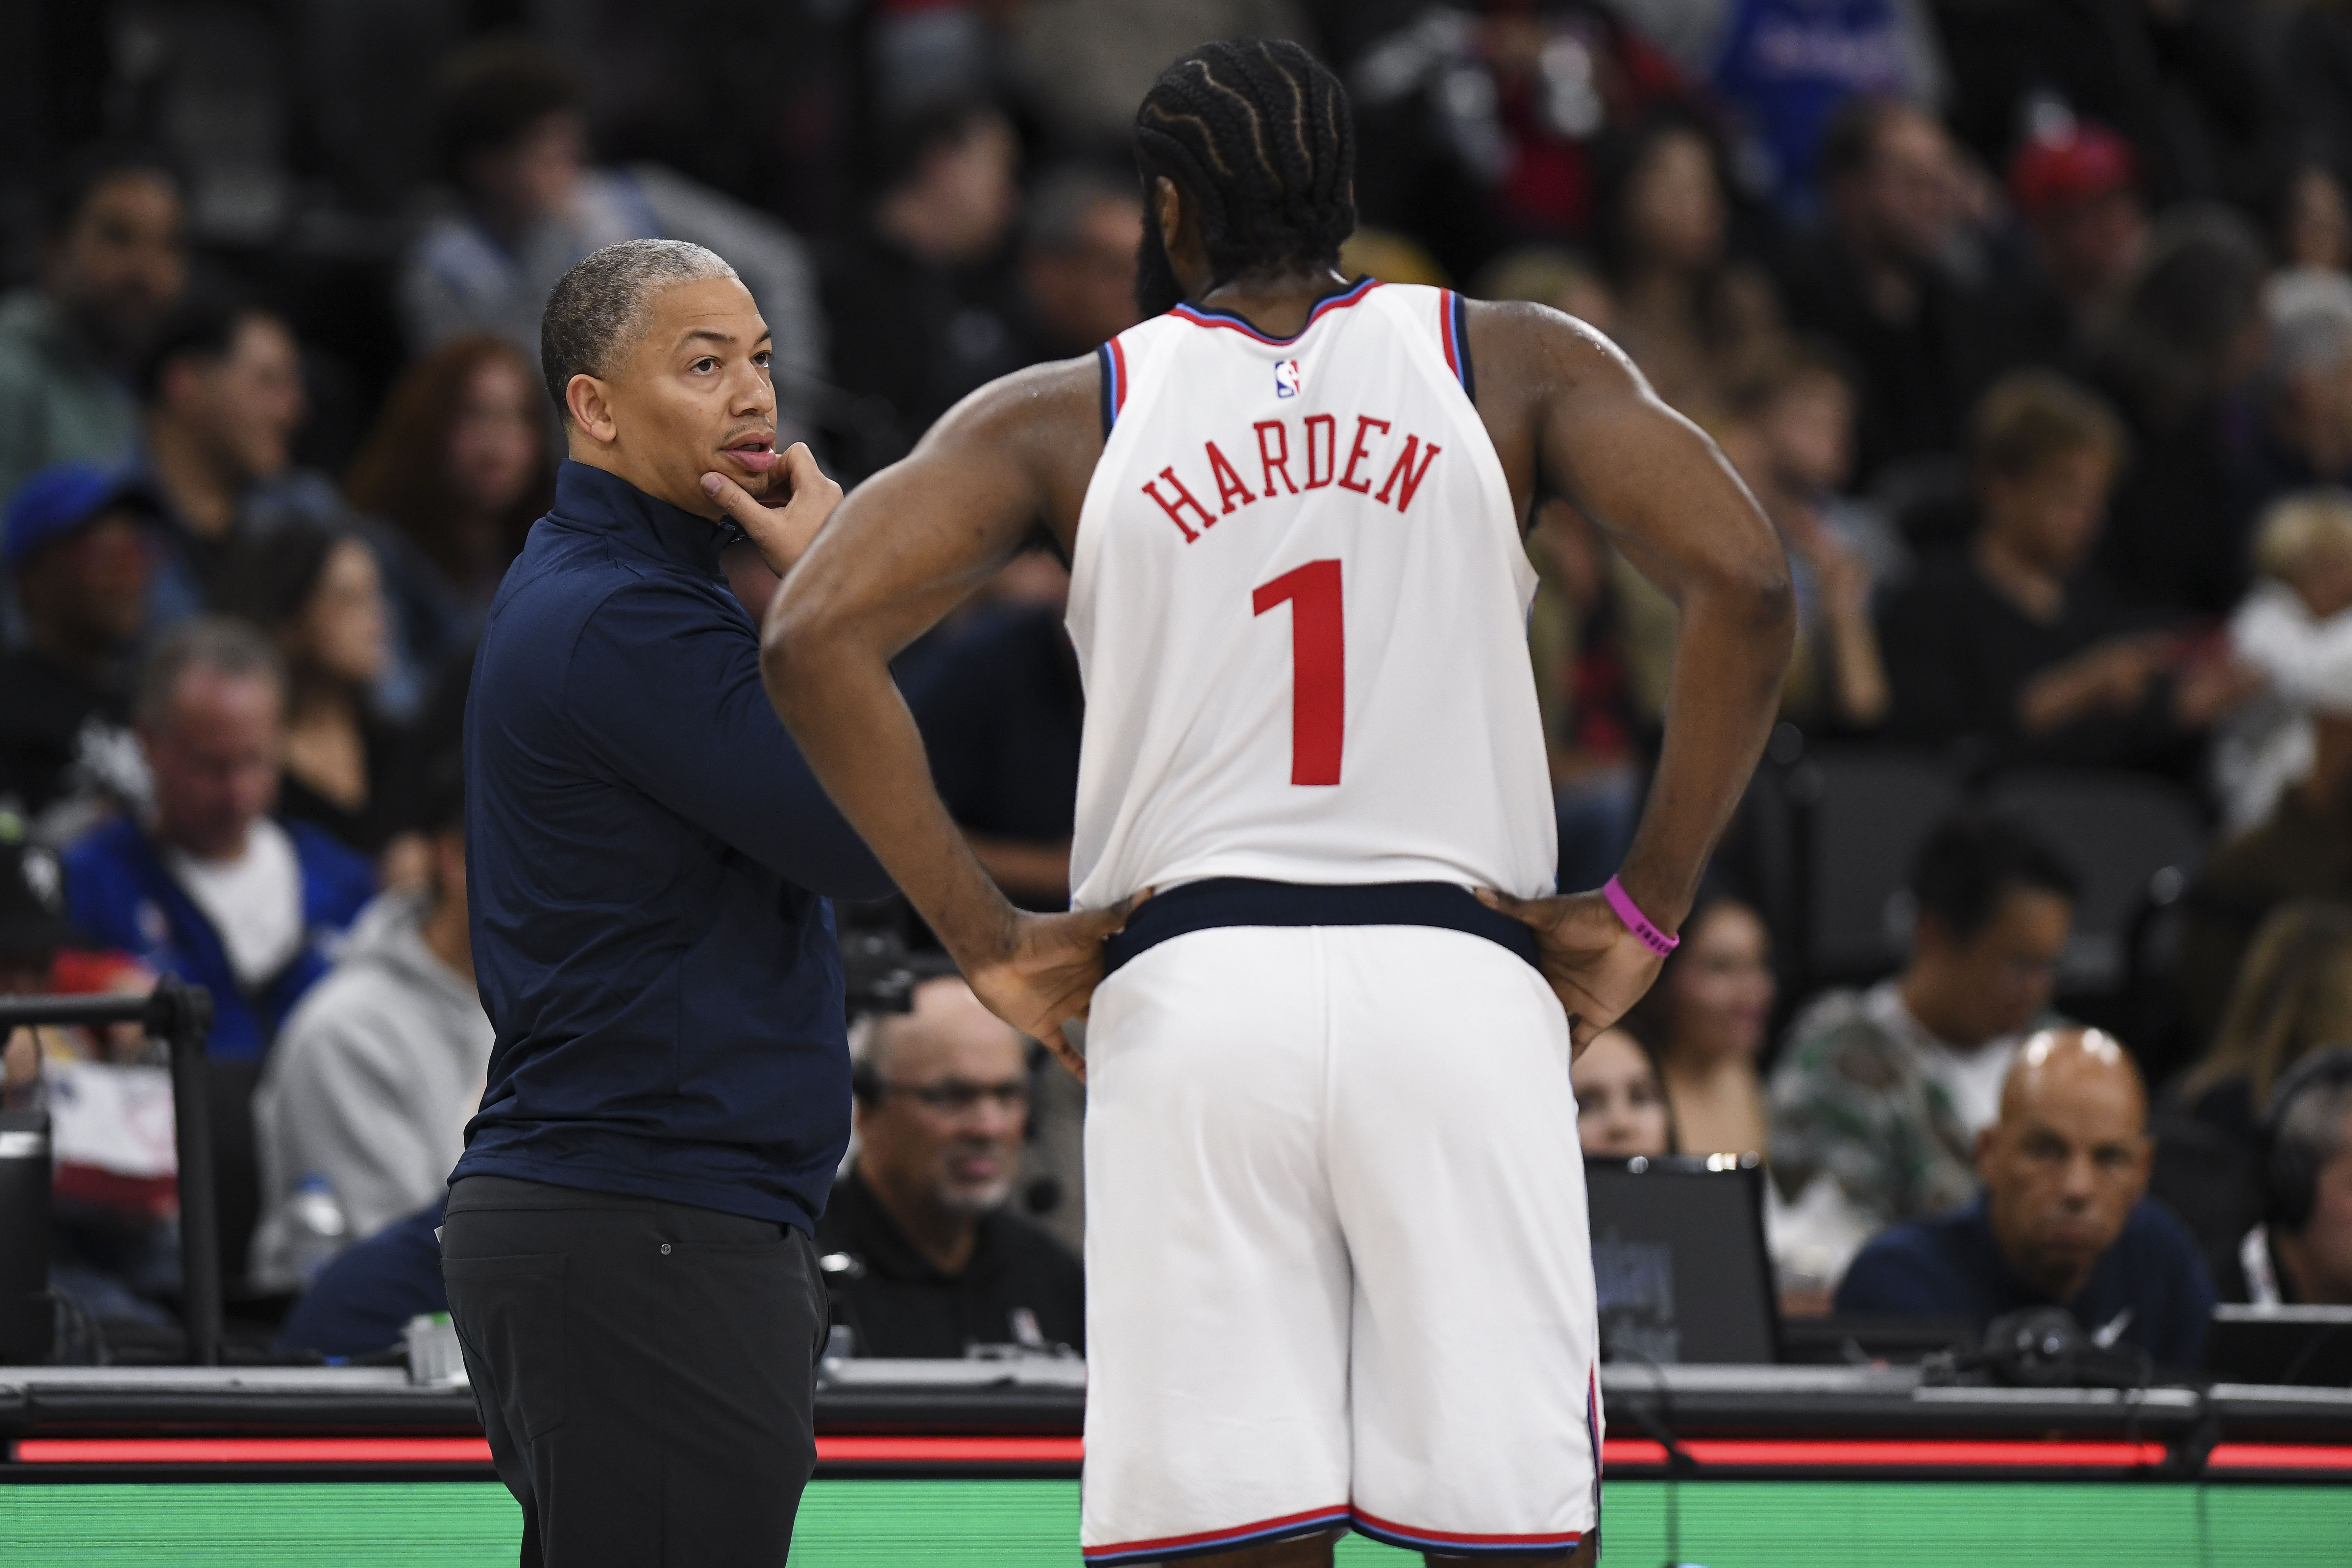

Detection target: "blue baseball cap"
[4, 461, 162, 570]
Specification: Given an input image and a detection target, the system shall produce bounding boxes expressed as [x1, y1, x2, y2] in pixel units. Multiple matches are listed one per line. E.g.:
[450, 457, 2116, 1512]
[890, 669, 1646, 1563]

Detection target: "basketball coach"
[441, 239, 890, 1566]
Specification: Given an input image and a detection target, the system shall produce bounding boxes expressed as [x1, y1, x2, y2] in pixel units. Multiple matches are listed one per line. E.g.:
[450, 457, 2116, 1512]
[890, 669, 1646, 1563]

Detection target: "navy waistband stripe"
[1099, 877, 1541, 975]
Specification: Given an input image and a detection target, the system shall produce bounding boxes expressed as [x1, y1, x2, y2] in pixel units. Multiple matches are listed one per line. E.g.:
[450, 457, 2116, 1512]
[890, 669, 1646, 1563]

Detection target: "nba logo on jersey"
[1273, 358, 1302, 398]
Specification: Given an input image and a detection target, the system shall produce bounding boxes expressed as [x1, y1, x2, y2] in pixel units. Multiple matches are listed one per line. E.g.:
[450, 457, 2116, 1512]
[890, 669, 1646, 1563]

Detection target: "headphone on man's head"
[2263, 1046, 2352, 1233]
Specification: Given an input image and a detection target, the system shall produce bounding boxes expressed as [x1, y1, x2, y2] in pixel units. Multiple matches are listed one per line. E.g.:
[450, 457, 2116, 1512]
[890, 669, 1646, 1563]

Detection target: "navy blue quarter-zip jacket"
[452, 460, 893, 1230]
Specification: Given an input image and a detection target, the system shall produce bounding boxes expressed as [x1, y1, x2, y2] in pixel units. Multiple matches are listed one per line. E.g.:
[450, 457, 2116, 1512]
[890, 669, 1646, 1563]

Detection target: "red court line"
[18, 1434, 2225, 1473]
[816, 1436, 1085, 1463]
[2204, 1444, 2352, 1472]
[14, 1438, 494, 1464]
[1604, 1439, 1669, 1466]
[1604, 1439, 2169, 1469]
[11, 1435, 1089, 1466]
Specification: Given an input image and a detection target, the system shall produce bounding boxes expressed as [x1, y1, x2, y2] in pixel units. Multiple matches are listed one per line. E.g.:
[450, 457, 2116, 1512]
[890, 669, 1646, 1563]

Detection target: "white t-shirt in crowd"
[1863, 978, 2021, 1138]
[166, 817, 305, 986]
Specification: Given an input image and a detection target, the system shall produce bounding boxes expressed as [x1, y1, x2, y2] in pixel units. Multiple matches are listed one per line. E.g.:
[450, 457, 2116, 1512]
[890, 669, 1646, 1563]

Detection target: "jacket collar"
[550, 459, 725, 579]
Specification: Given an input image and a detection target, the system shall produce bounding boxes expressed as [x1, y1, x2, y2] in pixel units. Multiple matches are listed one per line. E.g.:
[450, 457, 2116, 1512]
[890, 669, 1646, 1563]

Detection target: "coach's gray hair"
[539, 238, 740, 420]
[135, 615, 286, 728]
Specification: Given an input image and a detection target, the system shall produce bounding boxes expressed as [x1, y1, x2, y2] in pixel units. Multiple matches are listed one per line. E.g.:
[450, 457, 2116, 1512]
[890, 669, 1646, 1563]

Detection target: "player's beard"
[1134, 209, 1186, 319]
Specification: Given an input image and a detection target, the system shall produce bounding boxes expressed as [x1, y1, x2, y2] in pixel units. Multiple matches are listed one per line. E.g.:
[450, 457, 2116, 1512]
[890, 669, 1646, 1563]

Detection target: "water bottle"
[282, 1173, 349, 1287]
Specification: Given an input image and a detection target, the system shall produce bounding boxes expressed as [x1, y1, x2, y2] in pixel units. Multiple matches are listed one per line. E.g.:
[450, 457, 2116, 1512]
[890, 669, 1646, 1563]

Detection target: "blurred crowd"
[5, 0, 2352, 1365]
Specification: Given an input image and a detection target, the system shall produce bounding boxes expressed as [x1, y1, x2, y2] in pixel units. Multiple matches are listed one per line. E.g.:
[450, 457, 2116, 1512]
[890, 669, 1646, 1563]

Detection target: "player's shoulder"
[930, 354, 1102, 442]
[910, 354, 1108, 498]
[1462, 297, 1627, 372]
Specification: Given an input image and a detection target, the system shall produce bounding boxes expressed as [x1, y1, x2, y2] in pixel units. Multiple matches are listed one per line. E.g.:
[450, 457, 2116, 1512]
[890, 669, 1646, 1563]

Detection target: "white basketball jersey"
[1066, 280, 1558, 911]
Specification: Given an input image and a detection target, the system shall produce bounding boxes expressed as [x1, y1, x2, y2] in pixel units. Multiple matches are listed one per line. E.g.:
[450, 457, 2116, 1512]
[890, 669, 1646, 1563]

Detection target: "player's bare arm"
[753, 360, 1135, 1070]
[1467, 300, 1797, 1048]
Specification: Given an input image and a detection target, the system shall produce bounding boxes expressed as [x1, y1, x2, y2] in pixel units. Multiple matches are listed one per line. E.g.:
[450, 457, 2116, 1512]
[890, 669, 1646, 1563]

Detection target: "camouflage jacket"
[1768, 981, 2050, 1228]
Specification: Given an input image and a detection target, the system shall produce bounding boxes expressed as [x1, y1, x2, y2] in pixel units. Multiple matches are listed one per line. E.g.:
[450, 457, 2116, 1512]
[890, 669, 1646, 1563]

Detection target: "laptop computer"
[1585, 1154, 1780, 1365]
[2203, 1304, 2352, 1386]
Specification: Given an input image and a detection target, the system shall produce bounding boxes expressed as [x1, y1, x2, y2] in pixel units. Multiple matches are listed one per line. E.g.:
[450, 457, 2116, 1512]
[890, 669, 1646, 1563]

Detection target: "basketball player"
[739, 40, 1792, 1566]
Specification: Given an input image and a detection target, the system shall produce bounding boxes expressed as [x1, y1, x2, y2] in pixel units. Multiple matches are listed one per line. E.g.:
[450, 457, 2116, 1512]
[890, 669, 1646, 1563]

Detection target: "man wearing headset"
[818, 975, 1084, 1358]
[2235, 1048, 2352, 1306]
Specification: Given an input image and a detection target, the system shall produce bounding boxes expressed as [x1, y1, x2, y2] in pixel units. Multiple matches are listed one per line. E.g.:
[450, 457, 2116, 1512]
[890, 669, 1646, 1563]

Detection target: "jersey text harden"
[1140, 414, 1444, 542]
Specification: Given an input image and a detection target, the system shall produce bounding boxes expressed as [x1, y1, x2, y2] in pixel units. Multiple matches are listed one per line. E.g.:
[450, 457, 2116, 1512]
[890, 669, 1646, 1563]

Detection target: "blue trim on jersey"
[1449, 288, 1477, 401]
[1101, 877, 1542, 976]
[1084, 1507, 1353, 1564]
[1095, 342, 1119, 437]
[1168, 276, 1380, 345]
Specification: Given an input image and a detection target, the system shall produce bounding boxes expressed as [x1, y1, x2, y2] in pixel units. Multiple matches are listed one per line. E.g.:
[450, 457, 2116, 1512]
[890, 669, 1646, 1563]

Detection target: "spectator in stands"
[2175, 697, 2352, 1060]
[1590, 113, 1781, 424]
[251, 772, 485, 1292]
[1935, 0, 2280, 215]
[2229, 1048, 2352, 1305]
[1779, 98, 2024, 486]
[2251, 271, 2352, 503]
[1772, 814, 2078, 1273]
[342, 334, 553, 660]
[1879, 369, 2255, 771]
[2090, 207, 2270, 617]
[1702, 0, 1938, 219]
[1573, 1027, 1672, 1160]
[1624, 892, 1775, 1158]
[1838, 1028, 2215, 1369]
[2157, 900, 2352, 1290]
[1333, 1, 1683, 280]
[278, 1196, 448, 1357]
[2007, 120, 2146, 347]
[0, 148, 186, 503]
[2215, 492, 2352, 835]
[135, 298, 311, 623]
[1714, 341, 1895, 731]
[0, 466, 157, 837]
[2275, 163, 2350, 278]
[0, 825, 74, 1100]
[61, 618, 373, 1063]
[400, 41, 825, 426]
[223, 520, 413, 867]
[1014, 166, 1143, 362]
[820, 98, 1025, 471]
[819, 976, 1083, 1358]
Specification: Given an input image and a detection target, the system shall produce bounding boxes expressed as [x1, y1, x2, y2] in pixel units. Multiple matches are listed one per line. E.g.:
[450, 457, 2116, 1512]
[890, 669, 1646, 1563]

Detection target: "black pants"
[441, 1175, 828, 1567]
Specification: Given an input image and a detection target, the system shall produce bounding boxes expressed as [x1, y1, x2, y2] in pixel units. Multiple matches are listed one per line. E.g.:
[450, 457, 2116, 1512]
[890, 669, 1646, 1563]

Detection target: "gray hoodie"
[250, 888, 493, 1291]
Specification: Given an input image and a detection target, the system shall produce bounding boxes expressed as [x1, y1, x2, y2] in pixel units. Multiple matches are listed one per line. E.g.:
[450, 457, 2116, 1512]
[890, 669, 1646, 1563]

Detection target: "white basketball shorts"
[1079, 922, 1603, 1562]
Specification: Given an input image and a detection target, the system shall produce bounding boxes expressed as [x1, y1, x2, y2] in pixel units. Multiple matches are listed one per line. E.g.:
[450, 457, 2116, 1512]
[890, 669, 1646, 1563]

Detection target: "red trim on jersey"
[1170, 278, 1381, 344]
[1109, 335, 1128, 415]
[1351, 1507, 1584, 1550]
[1438, 288, 1461, 380]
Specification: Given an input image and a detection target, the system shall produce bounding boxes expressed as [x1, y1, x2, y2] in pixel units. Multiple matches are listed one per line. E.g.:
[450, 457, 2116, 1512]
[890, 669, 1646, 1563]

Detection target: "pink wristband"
[1602, 876, 1679, 956]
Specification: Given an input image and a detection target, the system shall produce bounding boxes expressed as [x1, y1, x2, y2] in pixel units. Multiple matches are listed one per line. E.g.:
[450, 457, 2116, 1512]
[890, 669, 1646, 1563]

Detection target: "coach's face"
[570, 275, 778, 517]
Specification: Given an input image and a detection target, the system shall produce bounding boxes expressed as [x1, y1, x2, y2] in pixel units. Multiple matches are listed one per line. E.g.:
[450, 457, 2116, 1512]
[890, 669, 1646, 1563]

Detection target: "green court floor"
[3, 1478, 2347, 1566]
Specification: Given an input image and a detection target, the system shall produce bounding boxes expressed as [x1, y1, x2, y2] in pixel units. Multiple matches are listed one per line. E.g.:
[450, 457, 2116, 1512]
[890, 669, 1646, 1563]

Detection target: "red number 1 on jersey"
[1252, 559, 1344, 786]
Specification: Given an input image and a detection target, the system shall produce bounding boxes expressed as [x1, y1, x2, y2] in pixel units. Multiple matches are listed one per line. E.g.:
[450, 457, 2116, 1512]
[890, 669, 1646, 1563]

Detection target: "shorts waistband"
[1099, 877, 1541, 976]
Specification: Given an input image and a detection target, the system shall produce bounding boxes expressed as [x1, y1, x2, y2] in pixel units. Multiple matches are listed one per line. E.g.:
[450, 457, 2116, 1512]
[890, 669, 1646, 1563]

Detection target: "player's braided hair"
[1133, 38, 1356, 284]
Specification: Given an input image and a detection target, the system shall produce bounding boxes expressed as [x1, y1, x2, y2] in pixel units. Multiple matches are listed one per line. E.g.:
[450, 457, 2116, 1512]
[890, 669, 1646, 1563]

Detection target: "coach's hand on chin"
[702, 445, 842, 578]
[1476, 887, 1665, 1058]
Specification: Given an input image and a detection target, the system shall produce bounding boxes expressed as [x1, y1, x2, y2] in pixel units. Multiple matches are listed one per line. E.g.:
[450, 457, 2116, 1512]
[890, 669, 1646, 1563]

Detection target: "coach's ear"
[566, 371, 619, 446]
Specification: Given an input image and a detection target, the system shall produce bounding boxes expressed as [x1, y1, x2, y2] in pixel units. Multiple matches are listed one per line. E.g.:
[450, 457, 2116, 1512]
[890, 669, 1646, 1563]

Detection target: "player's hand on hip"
[963, 892, 1151, 1083]
[701, 443, 842, 577]
[1477, 888, 1664, 1058]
